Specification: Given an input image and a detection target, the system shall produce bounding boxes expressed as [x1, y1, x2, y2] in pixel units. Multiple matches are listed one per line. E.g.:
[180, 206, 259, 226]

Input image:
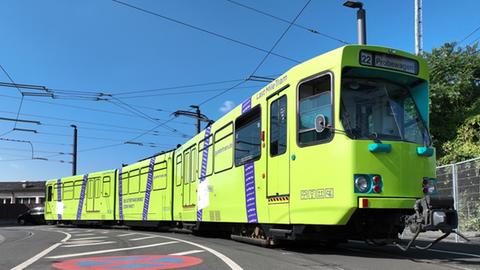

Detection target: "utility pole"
[415, 0, 423, 55]
[173, 105, 213, 134]
[70, 124, 77, 175]
[343, 1, 367, 45]
[191, 105, 201, 134]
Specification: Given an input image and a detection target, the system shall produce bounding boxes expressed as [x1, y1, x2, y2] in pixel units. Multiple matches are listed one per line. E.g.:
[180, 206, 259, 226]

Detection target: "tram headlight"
[354, 175, 370, 193]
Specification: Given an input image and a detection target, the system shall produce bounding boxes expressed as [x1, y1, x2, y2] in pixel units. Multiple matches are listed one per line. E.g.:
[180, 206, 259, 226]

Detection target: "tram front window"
[340, 71, 431, 145]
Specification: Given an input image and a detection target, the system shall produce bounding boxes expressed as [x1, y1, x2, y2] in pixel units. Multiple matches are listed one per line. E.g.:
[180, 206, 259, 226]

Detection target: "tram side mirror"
[315, 114, 327, 133]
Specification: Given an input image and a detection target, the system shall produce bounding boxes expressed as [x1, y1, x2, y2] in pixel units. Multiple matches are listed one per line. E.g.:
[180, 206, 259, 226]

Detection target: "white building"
[0, 181, 45, 205]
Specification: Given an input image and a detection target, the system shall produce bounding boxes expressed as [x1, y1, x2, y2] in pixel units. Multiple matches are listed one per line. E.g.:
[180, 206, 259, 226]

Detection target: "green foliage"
[458, 194, 480, 232]
[423, 42, 480, 164]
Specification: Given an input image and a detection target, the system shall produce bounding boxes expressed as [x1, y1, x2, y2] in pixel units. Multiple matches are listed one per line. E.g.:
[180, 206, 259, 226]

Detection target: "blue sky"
[0, 0, 478, 181]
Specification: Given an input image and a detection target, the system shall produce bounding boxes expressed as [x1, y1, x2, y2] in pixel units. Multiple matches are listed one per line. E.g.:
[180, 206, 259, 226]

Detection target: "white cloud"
[219, 100, 235, 113]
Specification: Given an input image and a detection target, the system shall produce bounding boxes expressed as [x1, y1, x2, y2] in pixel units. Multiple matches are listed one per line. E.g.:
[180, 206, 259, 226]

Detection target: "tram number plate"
[360, 51, 373, 66]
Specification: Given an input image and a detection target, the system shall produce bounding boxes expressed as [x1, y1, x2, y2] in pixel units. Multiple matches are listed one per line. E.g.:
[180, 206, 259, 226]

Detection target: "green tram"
[45, 45, 459, 250]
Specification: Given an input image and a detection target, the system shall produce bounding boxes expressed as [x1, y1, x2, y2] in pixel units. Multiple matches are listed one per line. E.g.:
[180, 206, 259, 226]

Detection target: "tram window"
[74, 180, 82, 199]
[298, 73, 332, 145]
[153, 161, 167, 190]
[53, 184, 59, 201]
[140, 166, 149, 192]
[87, 180, 93, 199]
[95, 177, 102, 198]
[190, 147, 197, 182]
[270, 95, 287, 156]
[103, 176, 111, 197]
[47, 185, 52, 202]
[129, 169, 139, 194]
[184, 151, 190, 184]
[121, 172, 129, 195]
[63, 182, 73, 200]
[198, 135, 213, 179]
[235, 105, 261, 166]
[175, 154, 183, 186]
[214, 122, 233, 173]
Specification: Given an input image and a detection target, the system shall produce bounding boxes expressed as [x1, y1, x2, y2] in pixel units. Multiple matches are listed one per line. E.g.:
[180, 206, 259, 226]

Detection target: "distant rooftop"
[0, 181, 45, 192]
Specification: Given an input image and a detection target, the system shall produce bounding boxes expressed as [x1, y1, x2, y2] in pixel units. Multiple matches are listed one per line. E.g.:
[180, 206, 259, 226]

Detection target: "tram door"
[266, 92, 290, 222]
[86, 177, 100, 212]
[182, 147, 196, 207]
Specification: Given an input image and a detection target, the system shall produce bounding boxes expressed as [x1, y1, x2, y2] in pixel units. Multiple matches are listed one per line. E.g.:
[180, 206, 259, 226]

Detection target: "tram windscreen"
[340, 68, 431, 145]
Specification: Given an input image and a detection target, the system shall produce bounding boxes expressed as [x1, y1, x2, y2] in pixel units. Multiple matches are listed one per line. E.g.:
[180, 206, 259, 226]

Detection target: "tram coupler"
[395, 195, 468, 251]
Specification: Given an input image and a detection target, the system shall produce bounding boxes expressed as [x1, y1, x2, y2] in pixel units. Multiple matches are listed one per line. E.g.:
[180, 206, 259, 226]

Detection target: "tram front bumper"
[357, 197, 417, 209]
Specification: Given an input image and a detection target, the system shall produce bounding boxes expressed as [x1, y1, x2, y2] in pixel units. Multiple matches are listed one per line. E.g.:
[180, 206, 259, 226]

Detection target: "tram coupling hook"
[395, 195, 469, 251]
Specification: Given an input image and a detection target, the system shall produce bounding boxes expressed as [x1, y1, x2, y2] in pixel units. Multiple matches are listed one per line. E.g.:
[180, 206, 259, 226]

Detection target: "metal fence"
[436, 157, 480, 235]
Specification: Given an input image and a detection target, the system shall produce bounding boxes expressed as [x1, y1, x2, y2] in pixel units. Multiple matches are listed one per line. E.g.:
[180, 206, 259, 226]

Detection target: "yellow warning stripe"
[268, 196, 290, 202]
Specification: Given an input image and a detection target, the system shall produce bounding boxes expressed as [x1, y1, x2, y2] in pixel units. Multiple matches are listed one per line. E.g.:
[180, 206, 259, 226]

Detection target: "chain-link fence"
[437, 157, 480, 236]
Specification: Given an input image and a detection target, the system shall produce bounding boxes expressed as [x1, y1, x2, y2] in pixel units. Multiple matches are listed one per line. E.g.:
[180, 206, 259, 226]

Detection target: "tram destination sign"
[359, 50, 419, 75]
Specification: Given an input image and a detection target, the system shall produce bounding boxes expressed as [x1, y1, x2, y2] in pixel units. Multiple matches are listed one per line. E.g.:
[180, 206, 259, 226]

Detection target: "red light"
[362, 198, 369, 208]
[261, 131, 265, 141]
[423, 187, 429, 194]
[373, 185, 381, 193]
[372, 175, 381, 184]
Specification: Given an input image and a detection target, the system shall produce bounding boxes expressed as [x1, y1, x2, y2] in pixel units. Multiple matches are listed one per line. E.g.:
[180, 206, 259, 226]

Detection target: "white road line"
[429, 248, 480, 258]
[71, 236, 109, 241]
[129, 235, 158, 241]
[73, 233, 96, 237]
[170, 250, 205, 256]
[155, 235, 243, 270]
[46, 241, 179, 259]
[117, 233, 138, 237]
[64, 241, 116, 248]
[10, 231, 71, 270]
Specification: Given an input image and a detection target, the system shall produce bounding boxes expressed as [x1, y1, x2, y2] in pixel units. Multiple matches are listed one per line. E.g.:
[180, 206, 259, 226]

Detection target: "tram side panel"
[44, 170, 116, 223]
[116, 152, 174, 224]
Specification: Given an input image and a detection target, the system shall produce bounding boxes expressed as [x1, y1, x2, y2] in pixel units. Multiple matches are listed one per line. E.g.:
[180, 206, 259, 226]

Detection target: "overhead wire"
[198, 0, 311, 106]
[459, 23, 480, 45]
[225, 0, 349, 44]
[107, 97, 190, 137]
[0, 64, 24, 137]
[113, 84, 264, 99]
[0, 109, 190, 137]
[111, 0, 300, 64]
[0, 94, 192, 126]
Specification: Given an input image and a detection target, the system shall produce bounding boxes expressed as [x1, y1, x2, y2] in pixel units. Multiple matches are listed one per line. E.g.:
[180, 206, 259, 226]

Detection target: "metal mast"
[415, 0, 423, 55]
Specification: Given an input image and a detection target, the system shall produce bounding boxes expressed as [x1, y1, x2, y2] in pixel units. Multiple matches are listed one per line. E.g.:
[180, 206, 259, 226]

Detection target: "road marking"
[155, 235, 243, 270]
[429, 248, 480, 258]
[71, 236, 109, 241]
[129, 235, 158, 241]
[63, 241, 116, 247]
[117, 233, 137, 237]
[73, 233, 95, 237]
[170, 250, 205, 256]
[10, 230, 71, 270]
[46, 241, 179, 259]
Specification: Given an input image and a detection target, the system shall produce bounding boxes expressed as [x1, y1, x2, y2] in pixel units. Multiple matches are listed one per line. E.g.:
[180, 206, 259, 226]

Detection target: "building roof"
[0, 181, 45, 192]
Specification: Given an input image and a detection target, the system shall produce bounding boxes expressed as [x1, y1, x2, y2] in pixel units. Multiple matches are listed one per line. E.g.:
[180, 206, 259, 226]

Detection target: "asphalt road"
[0, 225, 479, 270]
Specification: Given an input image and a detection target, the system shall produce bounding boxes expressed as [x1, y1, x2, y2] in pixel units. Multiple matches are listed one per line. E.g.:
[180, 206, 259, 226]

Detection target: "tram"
[45, 45, 460, 250]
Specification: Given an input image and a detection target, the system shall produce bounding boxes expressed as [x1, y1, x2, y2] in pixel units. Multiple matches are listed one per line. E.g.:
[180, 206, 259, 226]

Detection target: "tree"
[423, 42, 480, 164]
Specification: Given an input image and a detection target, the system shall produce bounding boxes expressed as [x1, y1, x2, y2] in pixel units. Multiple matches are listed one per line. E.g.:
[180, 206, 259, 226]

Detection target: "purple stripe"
[241, 100, 257, 223]
[241, 98, 252, 114]
[57, 178, 62, 220]
[118, 168, 124, 220]
[142, 157, 156, 221]
[76, 174, 88, 221]
[197, 126, 212, 221]
[244, 161, 258, 223]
